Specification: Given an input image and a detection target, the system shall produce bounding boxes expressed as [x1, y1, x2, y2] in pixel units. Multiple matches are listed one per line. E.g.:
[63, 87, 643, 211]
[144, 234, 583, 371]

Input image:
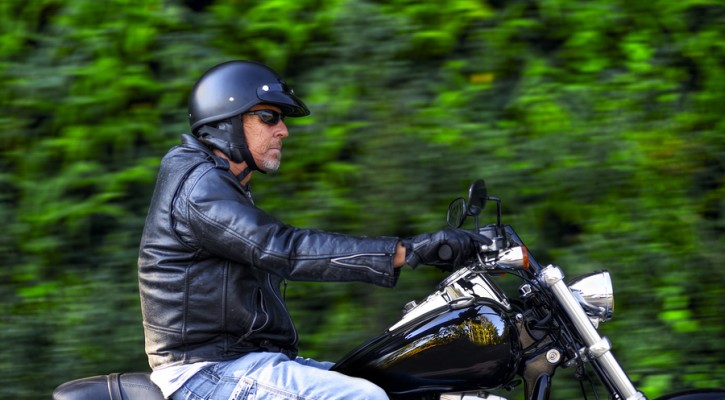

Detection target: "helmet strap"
[196, 119, 265, 180]
[230, 117, 265, 175]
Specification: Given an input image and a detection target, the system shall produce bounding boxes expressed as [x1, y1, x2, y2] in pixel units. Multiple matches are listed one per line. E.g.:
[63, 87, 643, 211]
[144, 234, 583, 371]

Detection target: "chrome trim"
[546, 349, 561, 364]
[588, 337, 612, 359]
[539, 265, 564, 286]
[390, 269, 509, 332]
[519, 284, 533, 298]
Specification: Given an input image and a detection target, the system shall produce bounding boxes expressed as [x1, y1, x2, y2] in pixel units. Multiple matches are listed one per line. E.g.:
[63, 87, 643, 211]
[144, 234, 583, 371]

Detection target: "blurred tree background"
[1, 0, 723, 398]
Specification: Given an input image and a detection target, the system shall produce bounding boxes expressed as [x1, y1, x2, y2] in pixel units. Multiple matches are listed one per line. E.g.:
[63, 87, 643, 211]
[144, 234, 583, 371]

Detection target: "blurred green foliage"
[1, 0, 724, 398]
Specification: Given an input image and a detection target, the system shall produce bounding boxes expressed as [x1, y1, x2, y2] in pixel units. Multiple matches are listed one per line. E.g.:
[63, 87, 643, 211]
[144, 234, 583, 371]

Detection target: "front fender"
[653, 388, 725, 400]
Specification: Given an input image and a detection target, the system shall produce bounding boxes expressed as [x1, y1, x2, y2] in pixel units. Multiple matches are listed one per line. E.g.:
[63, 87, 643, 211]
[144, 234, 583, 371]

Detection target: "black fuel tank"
[332, 302, 520, 395]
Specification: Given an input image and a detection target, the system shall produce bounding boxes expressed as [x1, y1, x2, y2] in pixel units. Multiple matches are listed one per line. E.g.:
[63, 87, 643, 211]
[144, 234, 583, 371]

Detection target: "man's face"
[243, 104, 289, 172]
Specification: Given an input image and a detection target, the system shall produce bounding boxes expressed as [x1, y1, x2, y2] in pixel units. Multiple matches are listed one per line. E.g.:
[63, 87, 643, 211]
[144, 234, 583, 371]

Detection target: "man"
[138, 60, 482, 400]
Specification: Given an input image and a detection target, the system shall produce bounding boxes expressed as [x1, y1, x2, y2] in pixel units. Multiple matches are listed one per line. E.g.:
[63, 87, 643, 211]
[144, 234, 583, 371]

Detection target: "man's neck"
[240, 172, 253, 186]
[213, 149, 254, 185]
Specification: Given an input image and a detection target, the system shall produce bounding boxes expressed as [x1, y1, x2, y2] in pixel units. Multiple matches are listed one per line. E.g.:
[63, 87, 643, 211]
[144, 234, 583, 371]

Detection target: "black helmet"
[188, 60, 309, 175]
[189, 60, 309, 132]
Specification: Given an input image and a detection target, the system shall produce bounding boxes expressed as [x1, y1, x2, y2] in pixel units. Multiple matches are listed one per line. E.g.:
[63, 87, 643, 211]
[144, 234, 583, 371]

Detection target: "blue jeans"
[171, 352, 389, 400]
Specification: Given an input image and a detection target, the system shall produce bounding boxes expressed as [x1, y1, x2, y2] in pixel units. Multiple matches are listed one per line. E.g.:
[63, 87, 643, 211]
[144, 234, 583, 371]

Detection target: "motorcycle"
[53, 179, 725, 400]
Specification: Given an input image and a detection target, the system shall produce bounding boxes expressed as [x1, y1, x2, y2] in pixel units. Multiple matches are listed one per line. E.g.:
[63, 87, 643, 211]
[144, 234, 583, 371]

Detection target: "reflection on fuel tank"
[373, 315, 502, 369]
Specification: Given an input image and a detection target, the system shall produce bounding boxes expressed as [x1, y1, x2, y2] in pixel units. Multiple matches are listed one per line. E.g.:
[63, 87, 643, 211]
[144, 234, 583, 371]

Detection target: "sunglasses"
[244, 109, 285, 126]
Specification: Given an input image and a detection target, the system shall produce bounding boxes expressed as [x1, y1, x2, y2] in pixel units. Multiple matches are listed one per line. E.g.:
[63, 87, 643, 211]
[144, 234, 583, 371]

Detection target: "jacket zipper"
[244, 288, 269, 337]
[241, 184, 255, 205]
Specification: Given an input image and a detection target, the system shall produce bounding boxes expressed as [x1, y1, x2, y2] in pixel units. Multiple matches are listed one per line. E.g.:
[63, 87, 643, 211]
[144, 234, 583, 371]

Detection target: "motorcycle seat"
[52, 372, 164, 400]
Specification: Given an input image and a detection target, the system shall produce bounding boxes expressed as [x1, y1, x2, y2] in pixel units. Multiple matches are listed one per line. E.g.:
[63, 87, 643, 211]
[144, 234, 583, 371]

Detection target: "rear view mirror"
[447, 198, 467, 228]
[447, 179, 489, 228]
[467, 179, 487, 217]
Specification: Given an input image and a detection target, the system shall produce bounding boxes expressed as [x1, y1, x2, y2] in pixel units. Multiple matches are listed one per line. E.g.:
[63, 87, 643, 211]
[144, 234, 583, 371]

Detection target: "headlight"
[569, 270, 614, 326]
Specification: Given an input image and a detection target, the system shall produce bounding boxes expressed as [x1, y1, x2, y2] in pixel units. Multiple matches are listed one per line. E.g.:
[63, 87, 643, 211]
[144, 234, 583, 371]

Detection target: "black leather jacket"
[138, 135, 399, 369]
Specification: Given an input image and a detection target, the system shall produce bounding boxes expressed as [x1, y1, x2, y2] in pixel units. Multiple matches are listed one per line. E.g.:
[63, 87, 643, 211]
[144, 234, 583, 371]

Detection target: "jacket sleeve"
[179, 166, 399, 287]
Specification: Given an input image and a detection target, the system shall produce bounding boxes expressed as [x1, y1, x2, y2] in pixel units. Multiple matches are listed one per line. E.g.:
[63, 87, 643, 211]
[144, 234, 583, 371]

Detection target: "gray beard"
[261, 157, 281, 171]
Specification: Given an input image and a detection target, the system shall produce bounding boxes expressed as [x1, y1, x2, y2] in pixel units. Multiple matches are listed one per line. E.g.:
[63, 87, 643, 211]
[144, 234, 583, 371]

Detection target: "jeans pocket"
[227, 376, 255, 400]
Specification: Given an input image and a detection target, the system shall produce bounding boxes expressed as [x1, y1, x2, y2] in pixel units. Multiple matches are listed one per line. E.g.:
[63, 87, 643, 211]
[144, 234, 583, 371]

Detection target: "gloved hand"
[401, 227, 492, 271]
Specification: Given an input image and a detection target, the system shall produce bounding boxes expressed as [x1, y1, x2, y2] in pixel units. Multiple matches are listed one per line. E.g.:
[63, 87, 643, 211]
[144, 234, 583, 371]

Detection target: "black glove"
[401, 227, 492, 271]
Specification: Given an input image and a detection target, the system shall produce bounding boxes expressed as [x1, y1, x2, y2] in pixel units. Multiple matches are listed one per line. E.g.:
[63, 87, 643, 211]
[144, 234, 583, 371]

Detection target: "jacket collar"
[180, 134, 253, 196]
[180, 134, 229, 170]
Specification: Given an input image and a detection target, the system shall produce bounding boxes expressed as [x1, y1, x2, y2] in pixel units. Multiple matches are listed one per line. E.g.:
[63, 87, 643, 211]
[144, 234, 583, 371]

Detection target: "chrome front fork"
[539, 265, 647, 400]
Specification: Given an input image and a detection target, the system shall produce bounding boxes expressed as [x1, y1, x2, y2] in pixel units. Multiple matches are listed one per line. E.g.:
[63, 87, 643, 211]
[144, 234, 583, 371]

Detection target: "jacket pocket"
[243, 288, 270, 338]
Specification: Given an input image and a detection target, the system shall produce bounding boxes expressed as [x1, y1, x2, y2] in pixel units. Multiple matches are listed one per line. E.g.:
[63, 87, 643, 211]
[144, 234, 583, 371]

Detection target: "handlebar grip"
[438, 244, 453, 261]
